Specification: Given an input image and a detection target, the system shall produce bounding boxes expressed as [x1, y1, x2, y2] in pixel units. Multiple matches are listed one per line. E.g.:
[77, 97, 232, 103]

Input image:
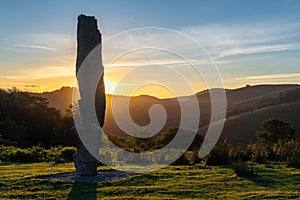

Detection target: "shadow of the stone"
[68, 181, 98, 200]
[37, 169, 134, 199]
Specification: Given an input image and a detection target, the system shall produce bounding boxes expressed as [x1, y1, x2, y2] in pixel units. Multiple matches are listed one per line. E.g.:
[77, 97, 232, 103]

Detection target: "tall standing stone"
[73, 14, 106, 176]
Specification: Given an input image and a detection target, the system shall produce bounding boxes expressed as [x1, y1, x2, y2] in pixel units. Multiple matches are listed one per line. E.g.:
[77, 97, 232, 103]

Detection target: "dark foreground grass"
[0, 162, 299, 199]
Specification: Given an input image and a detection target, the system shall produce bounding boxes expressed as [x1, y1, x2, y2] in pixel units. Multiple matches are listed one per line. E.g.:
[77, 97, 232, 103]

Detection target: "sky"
[0, 0, 300, 98]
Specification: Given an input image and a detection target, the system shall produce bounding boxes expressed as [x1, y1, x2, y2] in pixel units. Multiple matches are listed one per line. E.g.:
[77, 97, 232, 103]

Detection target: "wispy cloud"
[0, 33, 76, 82]
[0, 66, 74, 80]
[24, 84, 40, 88]
[181, 22, 300, 59]
[4, 33, 74, 54]
[16, 44, 56, 52]
[235, 73, 300, 80]
[217, 44, 300, 58]
[103, 21, 300, 65]
[1, 21, 299, 95]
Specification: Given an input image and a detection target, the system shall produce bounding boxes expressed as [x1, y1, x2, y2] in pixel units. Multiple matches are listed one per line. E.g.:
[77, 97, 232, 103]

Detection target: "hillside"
[216, 102, 300, 144]
[38, 87, 74, 113]
[38, 84, 300, 143]
[226, 84, 300, 105]
[39, 84, 300, 115]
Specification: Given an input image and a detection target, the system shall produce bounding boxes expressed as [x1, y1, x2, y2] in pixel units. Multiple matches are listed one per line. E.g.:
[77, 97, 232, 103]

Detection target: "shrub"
[233, 162, 257, 177]
[248, 143, 269, 163]
[55, 147, 76, 163]
[9, 149, 32, 162]
[206, 139, 232, 166]
[185, 151, 201, 164]
[230, 145, 254, 163]
[0, 145, 76, 163]
[172, 152, 192, 165]
[286, 153, 300, 168]
[249, 138, 300, 165]
[285, 140, 300, 168]
[256, 118, 295, 144]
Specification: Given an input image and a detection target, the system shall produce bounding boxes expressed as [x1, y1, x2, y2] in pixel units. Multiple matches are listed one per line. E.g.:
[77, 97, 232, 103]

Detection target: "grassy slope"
[220, 102, 300, 144]
[0, 162, 299, 199]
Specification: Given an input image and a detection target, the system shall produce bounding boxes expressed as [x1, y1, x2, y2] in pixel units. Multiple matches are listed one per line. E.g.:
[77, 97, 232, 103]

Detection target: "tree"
[256, 118, 295, 144]
[0, 89, 74, 147]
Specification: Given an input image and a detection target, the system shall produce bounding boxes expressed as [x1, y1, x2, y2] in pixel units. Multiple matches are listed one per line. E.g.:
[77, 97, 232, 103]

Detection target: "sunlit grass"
[0, 162, 299, 199]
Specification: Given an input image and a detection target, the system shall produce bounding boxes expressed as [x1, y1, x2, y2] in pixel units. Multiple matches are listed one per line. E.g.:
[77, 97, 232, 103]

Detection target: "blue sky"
[0, 1, 299, 97]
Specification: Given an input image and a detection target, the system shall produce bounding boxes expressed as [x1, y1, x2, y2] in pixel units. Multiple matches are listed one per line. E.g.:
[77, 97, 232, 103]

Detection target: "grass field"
[0, 162, 299, 199]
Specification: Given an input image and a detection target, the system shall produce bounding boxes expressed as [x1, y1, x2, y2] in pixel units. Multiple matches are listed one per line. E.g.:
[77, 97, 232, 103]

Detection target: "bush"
[248, 143, 269, 163]
[233, 162, 257, 177]
[9, 149, 32, 162]
[54, 147, 76, 163]
[230, 145, 254, 163]
[248, 138, 300, 166]
[171, 152, 191, 165]
[286, 153, 300, 168]
[206, 139, 232, 166]
[256, 118, 295, 144]
[185, 151, 201, 164]
[0, 145, 76, 163]
[285, 140, 300, 168]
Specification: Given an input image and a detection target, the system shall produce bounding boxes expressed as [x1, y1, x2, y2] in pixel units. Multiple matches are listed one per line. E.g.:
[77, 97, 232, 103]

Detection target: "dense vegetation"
[0, 144, 76, 163]
[204, 118, 300, 178]
[0, 89, 299, 170]
[0, 88, 74, 147]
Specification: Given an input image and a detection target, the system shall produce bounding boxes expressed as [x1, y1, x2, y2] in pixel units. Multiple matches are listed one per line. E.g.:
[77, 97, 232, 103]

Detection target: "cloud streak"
[235, 73, 300, 80]
[1, 21, 299, 95]
[16, 44, 56, 52]
[102, 21, 300, 66]
[181, 22, 300, 59]
[217, 44, 300, 58]
[0, 66, 74, 80]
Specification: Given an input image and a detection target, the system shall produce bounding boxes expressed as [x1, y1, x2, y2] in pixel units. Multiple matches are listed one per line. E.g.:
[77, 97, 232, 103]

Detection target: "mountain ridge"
[37, 84, 300, 111]
[32, 84, 300, 144]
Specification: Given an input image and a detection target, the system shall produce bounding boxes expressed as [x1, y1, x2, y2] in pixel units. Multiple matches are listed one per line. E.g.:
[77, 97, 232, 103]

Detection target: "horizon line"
[1, 83, 299, 100]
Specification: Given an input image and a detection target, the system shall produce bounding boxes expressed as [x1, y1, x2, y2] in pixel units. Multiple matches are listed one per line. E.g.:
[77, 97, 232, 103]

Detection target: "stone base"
[73, 153, 98, 176]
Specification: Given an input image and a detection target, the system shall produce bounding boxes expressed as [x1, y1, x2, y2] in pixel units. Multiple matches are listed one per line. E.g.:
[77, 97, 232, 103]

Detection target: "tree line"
[0, 88, 74, 147]
[0, 89, 299, 171]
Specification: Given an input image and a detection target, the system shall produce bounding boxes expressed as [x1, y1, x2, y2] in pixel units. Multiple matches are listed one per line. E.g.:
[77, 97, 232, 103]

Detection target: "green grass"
[0, 162, 299, 199]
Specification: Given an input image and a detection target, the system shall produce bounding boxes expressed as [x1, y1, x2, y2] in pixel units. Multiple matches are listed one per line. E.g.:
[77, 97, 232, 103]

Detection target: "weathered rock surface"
[73, 14, 106, 176]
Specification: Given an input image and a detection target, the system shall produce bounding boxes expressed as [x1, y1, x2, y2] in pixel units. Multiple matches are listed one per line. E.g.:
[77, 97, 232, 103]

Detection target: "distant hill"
[200, 102, 300, 144]
[38, 84, 300, 143]
[195, 84, 300, 105]
[37, 86, 74, 113]
[227, 84, 298, 102]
